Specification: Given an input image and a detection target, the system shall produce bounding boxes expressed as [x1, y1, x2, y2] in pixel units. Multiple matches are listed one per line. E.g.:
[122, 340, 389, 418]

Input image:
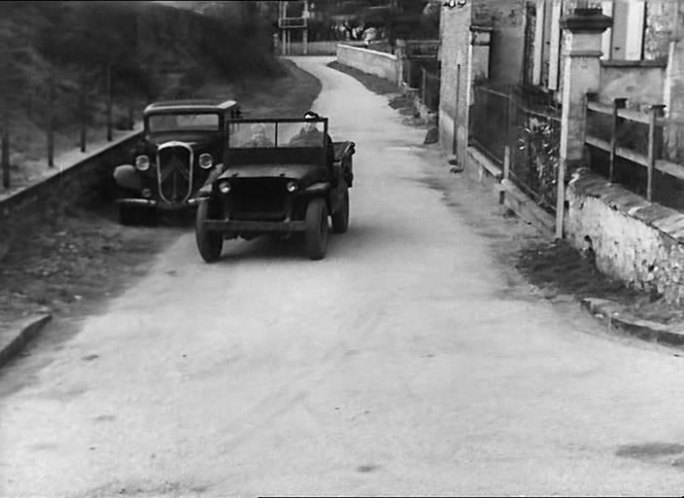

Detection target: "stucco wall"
[599, 61, 666, 107]
[566, 170, 684, 304]
[439, 2, 472, 163]
[336, 43, 400, 85]
[644, 0, 680, 61]
[487, 0, 526, 85]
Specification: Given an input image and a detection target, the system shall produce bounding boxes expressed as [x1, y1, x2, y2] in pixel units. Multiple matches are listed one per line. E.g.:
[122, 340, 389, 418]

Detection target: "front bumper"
[202, 219, 306, 232]
[115, 198, 201, 210]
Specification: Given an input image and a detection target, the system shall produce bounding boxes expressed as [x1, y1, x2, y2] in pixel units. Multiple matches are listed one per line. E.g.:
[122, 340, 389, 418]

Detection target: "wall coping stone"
[600, 189, 641, 210]
[337, 43, 398, 61]
[571, 170, 684, 242]
[601, 60, 667, 69]
[652, 214, 684, 234]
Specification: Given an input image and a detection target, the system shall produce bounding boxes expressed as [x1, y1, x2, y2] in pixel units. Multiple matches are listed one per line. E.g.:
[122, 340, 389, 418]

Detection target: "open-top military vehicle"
[194, 115, 355, 261]
[113, 99, 241, 224]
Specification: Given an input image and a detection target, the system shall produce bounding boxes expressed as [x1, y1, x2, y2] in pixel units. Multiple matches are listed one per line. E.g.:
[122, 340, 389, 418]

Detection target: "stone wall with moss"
[566, 170, 684, 304]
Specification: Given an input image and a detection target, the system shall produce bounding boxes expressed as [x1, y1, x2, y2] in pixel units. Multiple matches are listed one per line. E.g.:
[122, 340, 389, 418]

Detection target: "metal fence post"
[106, 63, 113, 142]
[2, 125, 9, 189]
[79, 83, 87, 153]
[47, 76, 54, 168]
[647, 104, 666, 202]
[609, 97, 627, 183]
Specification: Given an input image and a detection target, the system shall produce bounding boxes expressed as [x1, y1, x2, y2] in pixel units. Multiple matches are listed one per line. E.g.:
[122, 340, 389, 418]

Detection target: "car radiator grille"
[231, 179, 288, 220]
[157, 146, 192, 203]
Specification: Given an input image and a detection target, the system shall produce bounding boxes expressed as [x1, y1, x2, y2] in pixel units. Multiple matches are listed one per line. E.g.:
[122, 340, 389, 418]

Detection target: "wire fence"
[401, 58, 440, 112]
[470, 83, 561, 214]
[1, 65, 139, 190]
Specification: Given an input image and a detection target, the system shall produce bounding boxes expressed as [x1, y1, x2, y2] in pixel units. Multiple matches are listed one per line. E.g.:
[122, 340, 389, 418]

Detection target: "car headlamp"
[135, 155, 150, 171]
[218, 181, 231, 194]
[286, 181, 298, 193]
[199, 153, 213, 169]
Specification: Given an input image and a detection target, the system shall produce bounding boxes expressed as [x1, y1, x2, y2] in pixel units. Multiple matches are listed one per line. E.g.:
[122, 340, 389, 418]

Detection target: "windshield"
[147, 113, 220, 133]
[228, 120, 326, 149]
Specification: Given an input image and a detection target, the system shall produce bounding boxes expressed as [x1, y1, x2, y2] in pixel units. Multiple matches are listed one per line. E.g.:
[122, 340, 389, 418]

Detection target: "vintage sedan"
[194, 115, 355, 261]
[113, 99, 241, 224]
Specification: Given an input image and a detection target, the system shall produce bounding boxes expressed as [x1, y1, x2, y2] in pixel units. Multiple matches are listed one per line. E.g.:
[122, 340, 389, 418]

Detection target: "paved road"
[2, 57, 684, 497]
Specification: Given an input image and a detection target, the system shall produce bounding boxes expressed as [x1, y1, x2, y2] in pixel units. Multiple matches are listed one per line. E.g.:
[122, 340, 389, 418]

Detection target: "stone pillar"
[556, 8, 612, 239]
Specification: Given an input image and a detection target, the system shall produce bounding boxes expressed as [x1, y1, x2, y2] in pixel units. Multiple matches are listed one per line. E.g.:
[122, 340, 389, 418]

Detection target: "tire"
[305, 198, 329, 260]
[195, 199, 223, 263]
[331, 189, 350, 234]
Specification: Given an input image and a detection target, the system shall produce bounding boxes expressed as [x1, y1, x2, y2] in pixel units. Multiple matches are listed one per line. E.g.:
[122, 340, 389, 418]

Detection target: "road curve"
[1, 56, 684, 497]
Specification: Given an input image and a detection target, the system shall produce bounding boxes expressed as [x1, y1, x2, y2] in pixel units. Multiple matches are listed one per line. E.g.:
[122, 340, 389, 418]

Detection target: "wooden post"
[421, 66, 427, 104]
[106, 63, 113, 142]
[503, 145, 511, 180]
[506, 87, 517, 151]
[608, 97, 627, 182]
[499, 145, 511, 204]
[646, 104, 666, 202]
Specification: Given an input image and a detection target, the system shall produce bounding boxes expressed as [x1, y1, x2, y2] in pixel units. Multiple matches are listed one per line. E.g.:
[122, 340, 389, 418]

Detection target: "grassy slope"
[2, 1, 283, 187]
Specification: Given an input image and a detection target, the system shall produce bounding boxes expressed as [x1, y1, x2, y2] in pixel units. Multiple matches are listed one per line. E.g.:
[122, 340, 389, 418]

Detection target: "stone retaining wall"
[0, 131, 143, 231]
[336, 43, 401, 85]
[566, 170, 684, 304]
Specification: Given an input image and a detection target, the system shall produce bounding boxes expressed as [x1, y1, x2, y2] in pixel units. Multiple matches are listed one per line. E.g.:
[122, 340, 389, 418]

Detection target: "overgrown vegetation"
[0, 0, 283, 176]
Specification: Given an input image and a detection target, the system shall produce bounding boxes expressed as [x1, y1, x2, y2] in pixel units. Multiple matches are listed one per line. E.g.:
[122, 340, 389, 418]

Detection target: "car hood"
[218, 164, 325, 184]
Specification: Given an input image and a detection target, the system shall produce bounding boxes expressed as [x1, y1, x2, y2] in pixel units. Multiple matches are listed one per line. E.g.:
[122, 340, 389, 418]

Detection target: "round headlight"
[218, 181, 231, 194]
[286, 181, 298, 193]
[199, 153, 213, 170]
[135, 155, 150, 171]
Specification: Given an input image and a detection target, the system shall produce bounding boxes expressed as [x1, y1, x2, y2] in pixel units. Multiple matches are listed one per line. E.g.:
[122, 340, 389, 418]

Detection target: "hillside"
[0, 0, 283, 180]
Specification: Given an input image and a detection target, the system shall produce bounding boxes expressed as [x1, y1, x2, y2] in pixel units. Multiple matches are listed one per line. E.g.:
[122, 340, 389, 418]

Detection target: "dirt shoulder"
[0, 59, 321, 334]
[329, 60, 684, 330]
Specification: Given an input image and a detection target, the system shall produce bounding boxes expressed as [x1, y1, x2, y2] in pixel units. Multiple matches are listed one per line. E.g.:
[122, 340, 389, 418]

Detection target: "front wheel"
[195, 199, 223, 263]
[305, 198, 329, 260]
[331, 189, 350, 234]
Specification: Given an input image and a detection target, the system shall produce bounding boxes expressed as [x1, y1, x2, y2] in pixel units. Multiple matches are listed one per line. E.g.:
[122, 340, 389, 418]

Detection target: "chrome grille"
[157, 143, 193, 204]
